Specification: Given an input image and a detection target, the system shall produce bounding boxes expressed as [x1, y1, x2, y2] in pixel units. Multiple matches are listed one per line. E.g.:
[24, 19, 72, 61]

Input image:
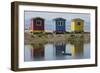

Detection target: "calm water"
[24, 40, 90, 61]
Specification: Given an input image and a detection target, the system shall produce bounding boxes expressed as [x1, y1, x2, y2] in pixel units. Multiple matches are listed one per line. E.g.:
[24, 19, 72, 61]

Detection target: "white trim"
[18, 5, 96, 68]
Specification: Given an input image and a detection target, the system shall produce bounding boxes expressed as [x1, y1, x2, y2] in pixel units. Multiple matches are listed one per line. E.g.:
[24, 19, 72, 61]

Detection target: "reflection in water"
[55, 43, 66, 56]
[24, 38, 90, 61]
[70, 39, 84, 58]
[31, 44, 44, 61]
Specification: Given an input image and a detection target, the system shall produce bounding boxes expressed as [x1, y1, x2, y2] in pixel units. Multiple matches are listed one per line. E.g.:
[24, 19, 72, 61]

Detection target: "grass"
[24, 32, 90, 44]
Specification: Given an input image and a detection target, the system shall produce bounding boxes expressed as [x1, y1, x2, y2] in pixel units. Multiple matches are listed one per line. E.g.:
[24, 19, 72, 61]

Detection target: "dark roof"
[54, 18, 66, 21]
[33, 17, 44, 20]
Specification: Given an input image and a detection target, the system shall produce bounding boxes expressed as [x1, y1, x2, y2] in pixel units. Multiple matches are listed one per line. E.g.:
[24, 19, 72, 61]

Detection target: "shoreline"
[24, 32, 90, 44]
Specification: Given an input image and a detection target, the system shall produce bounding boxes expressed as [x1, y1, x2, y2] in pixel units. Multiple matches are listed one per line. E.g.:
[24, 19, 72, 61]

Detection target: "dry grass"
[24, 32, 90, 44]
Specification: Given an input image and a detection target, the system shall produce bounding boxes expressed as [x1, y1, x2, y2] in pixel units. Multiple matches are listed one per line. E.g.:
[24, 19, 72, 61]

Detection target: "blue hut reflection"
[55, 43, 66, 56]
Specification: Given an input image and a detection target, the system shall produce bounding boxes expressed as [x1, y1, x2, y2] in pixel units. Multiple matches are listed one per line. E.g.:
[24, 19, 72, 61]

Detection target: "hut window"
[57, 21, 64, 26]
[36, 20, 42, 26]
[77, 22, 81, 26]
[60, 21, 64, 26]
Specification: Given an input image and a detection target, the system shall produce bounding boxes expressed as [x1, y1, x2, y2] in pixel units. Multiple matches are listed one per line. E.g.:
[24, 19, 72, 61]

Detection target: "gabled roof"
[71, 18, 84, 21]
[53, 18, 66, 21]
[32, 17, 45, 20]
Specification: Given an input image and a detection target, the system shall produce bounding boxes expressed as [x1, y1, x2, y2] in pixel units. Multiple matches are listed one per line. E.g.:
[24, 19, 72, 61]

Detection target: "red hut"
[30, 17, 44, 33]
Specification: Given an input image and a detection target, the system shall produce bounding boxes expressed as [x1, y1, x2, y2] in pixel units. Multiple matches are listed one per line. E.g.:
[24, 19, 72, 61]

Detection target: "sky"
[24, 11, 90, 32]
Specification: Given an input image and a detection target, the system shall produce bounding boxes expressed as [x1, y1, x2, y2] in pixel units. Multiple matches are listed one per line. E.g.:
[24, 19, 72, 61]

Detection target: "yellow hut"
[71, 18, 84, 32]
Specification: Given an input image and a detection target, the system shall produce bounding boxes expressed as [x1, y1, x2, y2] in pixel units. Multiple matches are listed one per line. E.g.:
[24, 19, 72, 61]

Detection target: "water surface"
[24, 39, 90, 61]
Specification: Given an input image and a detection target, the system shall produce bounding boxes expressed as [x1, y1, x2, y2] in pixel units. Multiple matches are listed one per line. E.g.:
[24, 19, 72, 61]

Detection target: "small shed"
[30, 17, 44, 33]
[71, 18, 84, 32]
[54, 18, 66, 33]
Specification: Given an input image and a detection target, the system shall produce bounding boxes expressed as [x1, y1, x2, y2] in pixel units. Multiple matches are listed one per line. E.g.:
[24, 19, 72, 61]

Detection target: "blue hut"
[54, 18, 66, 33]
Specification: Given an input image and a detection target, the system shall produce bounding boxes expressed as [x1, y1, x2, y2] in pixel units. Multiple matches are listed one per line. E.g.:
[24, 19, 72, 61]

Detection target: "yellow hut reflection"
[70, 38, 84, 57]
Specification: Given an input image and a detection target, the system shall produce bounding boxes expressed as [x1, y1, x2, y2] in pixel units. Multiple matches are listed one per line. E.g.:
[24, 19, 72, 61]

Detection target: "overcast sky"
[24, 11, 90, 32]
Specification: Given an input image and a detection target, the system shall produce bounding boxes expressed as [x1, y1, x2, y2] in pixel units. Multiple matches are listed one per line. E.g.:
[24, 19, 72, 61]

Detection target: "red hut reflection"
[30, 44, 44, 61]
